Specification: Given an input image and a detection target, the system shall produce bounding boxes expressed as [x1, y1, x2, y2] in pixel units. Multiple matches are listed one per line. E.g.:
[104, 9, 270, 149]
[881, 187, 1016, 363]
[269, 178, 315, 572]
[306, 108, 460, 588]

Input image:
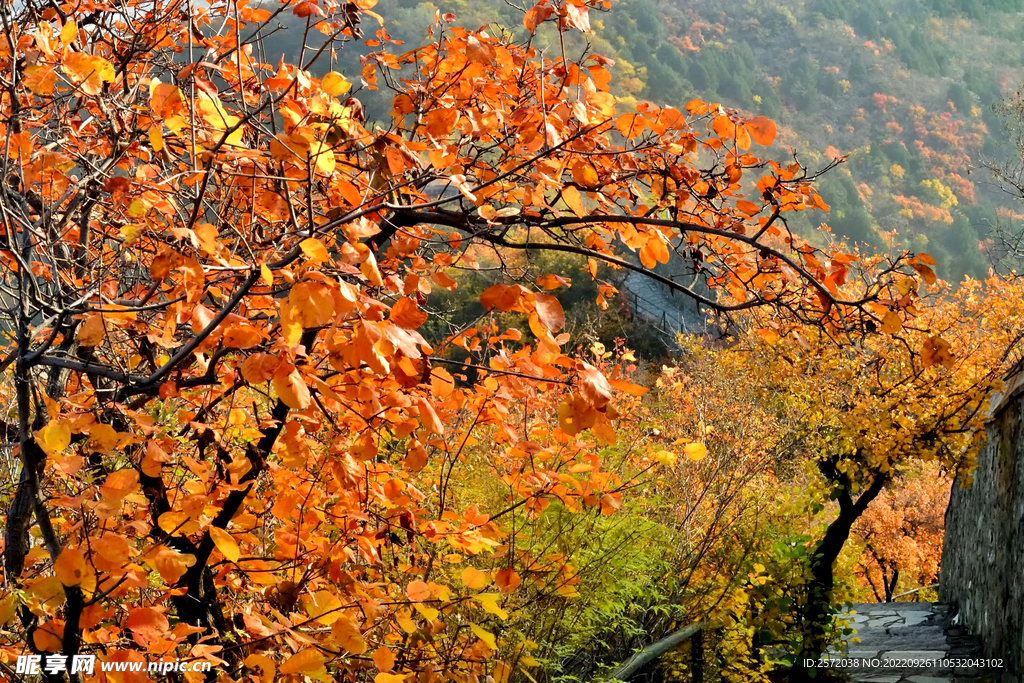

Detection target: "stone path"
[825, 603, 1000, 682]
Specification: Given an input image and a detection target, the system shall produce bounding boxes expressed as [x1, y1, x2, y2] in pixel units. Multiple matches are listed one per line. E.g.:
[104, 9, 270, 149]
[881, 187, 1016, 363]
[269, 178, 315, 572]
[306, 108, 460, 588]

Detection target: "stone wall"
[940, 391, 1024, 681]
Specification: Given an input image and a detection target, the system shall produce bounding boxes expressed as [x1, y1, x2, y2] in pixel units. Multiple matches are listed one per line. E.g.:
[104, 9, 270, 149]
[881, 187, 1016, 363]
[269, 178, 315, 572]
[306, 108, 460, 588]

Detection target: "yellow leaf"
[322, 71, 352, 96]
[260, 263, 274, 287]
[881, 311, 903, 335]
[395, 609, 416, 634]
[280, 648, 326, 675]
[149, 126, 164, 153]
[470, 622, 497, 650]
[208, 527, 240, 563]
[332, 614, 367, 654]
[475, 592, 508, 620]
[311, 140, 336, 175]
[0, 593, 18, 625]
[655, 450, 677, 467]
[493, 661, 513, 683]
[300, 237, 330, 263]
[37, 420, 71, 455]
[62, 52, 116, 96]
[304, 590, 343, 625]
[28, 576, 65, 610]
[243, 654, 275, 683]
[413, 602, 439, 621]
[361, 252, 385, 286]
[54, 548, 88, 587]
[279, 301, 303, 345]
[376, 674, 407, 683]
[684, 443, 708, 462]
[60, 20, 78, 47]
[461, 566, 491, 590]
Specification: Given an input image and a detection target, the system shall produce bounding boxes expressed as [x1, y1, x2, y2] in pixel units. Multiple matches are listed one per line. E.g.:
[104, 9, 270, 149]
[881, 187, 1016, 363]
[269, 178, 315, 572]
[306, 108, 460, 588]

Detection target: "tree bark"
[792, 474, 887, 682]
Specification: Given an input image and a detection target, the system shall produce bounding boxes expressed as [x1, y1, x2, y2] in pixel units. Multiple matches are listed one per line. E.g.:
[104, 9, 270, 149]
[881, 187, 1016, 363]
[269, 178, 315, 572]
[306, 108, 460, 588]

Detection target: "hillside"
[653, 0, 1024, 282]
[275, 0, 1024, 284]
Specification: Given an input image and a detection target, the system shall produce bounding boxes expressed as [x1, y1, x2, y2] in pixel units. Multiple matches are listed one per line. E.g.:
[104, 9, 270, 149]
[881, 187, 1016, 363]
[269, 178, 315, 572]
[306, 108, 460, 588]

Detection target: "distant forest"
[267, 0, 1024, 284]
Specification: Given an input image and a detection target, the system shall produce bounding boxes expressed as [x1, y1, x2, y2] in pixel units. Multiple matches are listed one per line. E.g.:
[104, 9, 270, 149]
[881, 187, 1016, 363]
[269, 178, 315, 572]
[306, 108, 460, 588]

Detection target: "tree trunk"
[792, 474, 887, 682]
[885, 568, 899, 602]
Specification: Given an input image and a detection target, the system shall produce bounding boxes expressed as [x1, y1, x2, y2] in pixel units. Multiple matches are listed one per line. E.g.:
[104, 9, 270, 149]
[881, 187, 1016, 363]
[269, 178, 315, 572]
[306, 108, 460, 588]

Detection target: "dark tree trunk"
[792, 474, 887, 682]
[885, 568, 900, 602]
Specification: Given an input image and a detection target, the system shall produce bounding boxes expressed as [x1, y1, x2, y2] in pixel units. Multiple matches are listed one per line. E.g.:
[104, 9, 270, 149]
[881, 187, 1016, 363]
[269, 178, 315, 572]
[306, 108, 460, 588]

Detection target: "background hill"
[275, 0, 1024, 284]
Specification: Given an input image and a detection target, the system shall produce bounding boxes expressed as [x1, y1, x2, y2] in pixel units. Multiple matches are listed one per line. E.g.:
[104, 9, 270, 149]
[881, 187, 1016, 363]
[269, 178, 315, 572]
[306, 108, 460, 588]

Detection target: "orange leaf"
[416, 397, 444, 435]
[241, 354, 281, 384]
[390, 297, 428, 329]
[736, 200, 761, 216]
[745, 116, 777, 146]
[244, 654, 276, 683]
[880, 311, 903, 335]
[579, 363, 613, 410]
[54, 548, 88, 586]
[332, 615, 367, 654]
[494, 568, 521, 593]
[481, 284, 525, 312]
[536, 274, 571, 290]
[223, 325, 262, 349]
[461, 566, 491, 590]
[373, 647, 396, 672]
[615, 113, 641, 139]
[126, 607, 169, 640]
[922, 335, 955, 369]
[273, 364, 311, 410]
[93, 534, 131, 566]
[911, 262, 937, 285]
[571, 162, 599, 188]
[147, 548, 196, 584]
[280, 649, 326, 675]
[712, 115, 750, 149]
[534, 294, 565, 333]
[300, 237, 331, 263]
[524, 1, 553, 32]
[562, 185, 585, 217]
[62, 52, 116, 96]
[290, 282, 335, 328]
[361, 252, 385, 286]
[406, 581, 430, 602]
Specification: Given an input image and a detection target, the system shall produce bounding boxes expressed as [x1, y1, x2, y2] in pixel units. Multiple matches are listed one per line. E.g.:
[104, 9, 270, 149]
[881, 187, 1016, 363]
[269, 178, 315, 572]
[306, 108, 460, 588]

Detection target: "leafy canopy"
[0, 0, 934, 680]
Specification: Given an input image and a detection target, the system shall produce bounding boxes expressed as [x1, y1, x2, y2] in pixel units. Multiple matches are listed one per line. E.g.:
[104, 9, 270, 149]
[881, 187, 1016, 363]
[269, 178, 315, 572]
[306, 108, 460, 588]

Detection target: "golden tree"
[727, 275, 1024, 676]
[0, 0, 926, 680]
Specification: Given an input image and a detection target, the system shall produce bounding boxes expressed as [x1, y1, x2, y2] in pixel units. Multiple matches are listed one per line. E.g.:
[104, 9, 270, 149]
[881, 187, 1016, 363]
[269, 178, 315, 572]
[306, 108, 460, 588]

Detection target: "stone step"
[832, 603, 1003, 683]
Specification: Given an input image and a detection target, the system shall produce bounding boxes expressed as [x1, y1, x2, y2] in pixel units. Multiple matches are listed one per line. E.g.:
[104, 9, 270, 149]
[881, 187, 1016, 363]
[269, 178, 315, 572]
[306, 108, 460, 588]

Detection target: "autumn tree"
[731, 275, 1024, 678]
[0, 0, 928, 681]
[850, 462, 949, 603]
